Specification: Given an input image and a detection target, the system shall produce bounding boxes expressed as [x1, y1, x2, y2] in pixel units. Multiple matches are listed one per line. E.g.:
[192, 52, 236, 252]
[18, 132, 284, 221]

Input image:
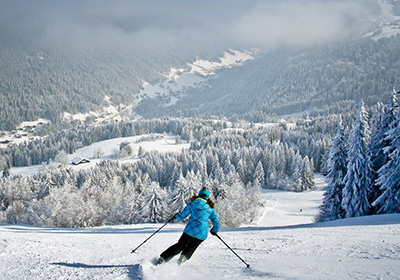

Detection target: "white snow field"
[1, 175, 400, 280]
[10, 133, 190, 177]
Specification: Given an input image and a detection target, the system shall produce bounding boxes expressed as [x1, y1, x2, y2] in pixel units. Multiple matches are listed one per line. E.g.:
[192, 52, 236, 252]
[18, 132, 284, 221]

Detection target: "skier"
[156, 187, 220, 265]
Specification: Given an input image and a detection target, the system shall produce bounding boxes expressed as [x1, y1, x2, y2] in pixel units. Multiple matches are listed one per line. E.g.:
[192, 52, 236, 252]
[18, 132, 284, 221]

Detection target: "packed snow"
[1, 174, 399, 280]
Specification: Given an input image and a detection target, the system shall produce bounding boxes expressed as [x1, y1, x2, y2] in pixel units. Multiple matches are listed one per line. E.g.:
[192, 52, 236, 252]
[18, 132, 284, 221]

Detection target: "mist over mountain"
[0, 0, 376, 52]
[0, 0, 394, 131]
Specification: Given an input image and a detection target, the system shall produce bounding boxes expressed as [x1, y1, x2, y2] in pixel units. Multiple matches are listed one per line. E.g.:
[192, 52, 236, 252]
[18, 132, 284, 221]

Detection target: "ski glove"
[210, 229, 217, 236]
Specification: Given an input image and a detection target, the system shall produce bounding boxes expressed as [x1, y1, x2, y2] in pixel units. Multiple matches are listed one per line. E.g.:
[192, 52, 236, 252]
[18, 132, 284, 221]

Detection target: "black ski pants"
[161, 232, 203, 261]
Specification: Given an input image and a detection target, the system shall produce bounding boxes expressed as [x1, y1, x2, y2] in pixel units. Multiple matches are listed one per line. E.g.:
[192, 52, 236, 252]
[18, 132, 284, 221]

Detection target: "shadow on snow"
[51, 262, 144, 280]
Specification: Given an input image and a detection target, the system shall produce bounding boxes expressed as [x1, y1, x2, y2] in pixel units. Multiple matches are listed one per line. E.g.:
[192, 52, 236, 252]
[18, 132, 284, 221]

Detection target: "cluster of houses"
[0, 120, 47, 147]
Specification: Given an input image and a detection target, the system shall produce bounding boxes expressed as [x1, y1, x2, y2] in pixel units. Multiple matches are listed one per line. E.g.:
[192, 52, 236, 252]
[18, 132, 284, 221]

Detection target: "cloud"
[232, 0, 377, 49]
[0, 0, 378, 53]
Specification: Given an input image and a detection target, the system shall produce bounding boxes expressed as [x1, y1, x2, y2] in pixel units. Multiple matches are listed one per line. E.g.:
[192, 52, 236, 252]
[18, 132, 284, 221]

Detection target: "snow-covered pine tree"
[369, 91, 398, 212]
[2, 159, 10, 178]
[46, 182, 102, 228]
[236, 158, 246, 183]
[319, 148, 331, 176]
[97, 177, 136, 225]
[215, 173, 247, 227]
[287, 150, 302, 191]
[185, 170, 203, 197]
[341, 101, 371, 218]
[166, 164, 181, 188]
[169, 174, 190, 214]
[138, 146, 144, 158]
[300, 156, 315, 191]
[135, 182, 170, 223]
[319, 118, 348, 221]
[252, 161, 265, 189]
[372, 91, 400, 214]
[368, 102, 385, 209]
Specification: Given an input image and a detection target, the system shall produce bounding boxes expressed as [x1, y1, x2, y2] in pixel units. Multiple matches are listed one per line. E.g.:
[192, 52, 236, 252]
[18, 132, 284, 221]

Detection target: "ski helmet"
[198, 187, 210, 200]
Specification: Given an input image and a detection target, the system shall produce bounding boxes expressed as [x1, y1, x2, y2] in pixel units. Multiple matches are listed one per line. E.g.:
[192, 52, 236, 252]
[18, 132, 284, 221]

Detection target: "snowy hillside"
[136, 50, 254, 108]
[1, 175, 399, 280]
[10, 133, 189, 177]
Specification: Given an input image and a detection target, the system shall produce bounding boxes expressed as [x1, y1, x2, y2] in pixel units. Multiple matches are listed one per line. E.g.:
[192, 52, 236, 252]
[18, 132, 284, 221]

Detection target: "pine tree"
[138, 146, 144, 158]
[372, 92, 400, 214]
[369, 92, 398, 212]
[368, 102, 385, 209]
[319, 118, 348, 221]
[236, 159, 246, 183]
[288, 151, 302, 191]
[2, 159, 10, 178]
[252, 161, 265, 189]
[215, 173, 247, 227]
[170, 174, 190, 213]
[135, 182, 169, 223]
[185, 170, 202, 198]
[301, 156, 315, 191]
[342, 102, 371, 218]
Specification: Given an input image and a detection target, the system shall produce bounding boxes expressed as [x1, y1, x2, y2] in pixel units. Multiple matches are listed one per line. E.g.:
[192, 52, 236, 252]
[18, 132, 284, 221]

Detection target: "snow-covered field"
[10, 133, 190, 177]
[1, 175, 399, 280]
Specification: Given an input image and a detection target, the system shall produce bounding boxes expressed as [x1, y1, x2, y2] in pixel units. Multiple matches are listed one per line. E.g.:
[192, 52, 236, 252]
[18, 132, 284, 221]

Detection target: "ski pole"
[131, 215, 176, 254]
[215, 233, 250, 268]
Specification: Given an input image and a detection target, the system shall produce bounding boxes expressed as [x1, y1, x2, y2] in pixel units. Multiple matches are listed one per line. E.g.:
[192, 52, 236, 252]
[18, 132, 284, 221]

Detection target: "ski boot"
[156, 256, 166, 266]
[177, 255, 188, 265]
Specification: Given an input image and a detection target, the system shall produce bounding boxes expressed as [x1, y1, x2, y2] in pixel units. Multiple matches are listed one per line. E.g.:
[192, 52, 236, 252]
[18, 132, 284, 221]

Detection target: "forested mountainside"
[3, 35, 400, 132]
[0, 42, 223, 131]
[0, 45, 178, 131]
[137, 36, 400, 121]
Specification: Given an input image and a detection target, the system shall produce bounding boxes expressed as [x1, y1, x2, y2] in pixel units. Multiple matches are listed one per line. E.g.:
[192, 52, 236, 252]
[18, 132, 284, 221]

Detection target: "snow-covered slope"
[136, 50, 254, 107]
[364, 0, 400, 40]
[1, 175, 399, 280]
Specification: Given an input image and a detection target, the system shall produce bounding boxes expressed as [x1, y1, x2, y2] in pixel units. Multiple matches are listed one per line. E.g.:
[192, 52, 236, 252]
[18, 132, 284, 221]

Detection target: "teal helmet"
[198, 187, 210, 200]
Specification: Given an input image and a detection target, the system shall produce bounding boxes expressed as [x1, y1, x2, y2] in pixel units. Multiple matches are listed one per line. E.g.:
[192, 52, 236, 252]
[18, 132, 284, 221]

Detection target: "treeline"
[0, 119, 325, 228]
[319, 90, 400, 221]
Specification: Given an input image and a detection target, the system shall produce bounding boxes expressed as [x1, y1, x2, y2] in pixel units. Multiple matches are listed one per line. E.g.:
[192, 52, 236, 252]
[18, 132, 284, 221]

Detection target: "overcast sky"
[0, 0, 378, 54]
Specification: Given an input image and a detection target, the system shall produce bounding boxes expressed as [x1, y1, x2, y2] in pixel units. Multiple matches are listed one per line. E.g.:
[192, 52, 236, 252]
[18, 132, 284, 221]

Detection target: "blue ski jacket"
[176, 198, 220, 241]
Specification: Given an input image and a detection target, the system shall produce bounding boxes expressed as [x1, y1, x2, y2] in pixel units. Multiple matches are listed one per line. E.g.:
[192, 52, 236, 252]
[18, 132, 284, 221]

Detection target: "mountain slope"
[137, 35, 400, 120]
[1, 175, 399, 280]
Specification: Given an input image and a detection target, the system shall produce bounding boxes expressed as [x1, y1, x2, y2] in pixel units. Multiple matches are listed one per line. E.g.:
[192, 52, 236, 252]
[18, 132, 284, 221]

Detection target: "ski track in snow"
[1, 174, 400, 279]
